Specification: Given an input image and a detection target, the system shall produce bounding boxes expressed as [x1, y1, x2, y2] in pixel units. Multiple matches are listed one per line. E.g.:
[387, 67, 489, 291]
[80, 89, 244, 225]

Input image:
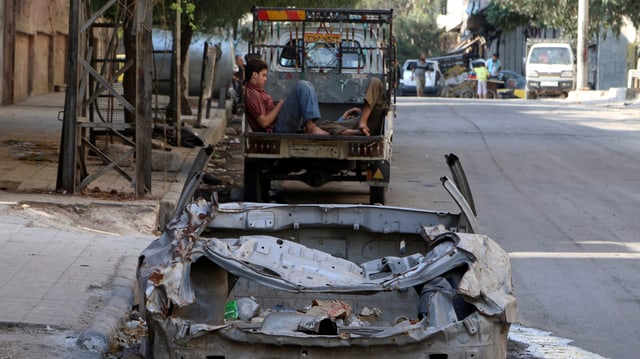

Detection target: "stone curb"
[74, 99, 231, 357]
[76, 258, 137, 356]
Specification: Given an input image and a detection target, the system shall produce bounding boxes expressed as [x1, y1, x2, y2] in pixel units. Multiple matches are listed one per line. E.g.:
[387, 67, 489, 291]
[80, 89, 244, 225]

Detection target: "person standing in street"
[411, 54, 429, 97]
[474, 62, 489, 99]
[486, 53, 501, 78]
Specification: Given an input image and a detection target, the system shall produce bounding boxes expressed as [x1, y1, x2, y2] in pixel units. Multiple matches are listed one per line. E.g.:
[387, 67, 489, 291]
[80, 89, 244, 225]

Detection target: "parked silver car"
[398, 59, 441, 96]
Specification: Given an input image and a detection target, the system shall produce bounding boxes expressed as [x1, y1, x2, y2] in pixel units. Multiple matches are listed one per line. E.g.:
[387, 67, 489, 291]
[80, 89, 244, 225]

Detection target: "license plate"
[290, 141, 340, 158]
[541, 81, 558, 87]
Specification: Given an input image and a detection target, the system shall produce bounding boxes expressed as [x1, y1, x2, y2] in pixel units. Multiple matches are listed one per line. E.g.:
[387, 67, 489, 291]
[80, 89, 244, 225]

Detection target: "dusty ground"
[13, 201, 158, 236]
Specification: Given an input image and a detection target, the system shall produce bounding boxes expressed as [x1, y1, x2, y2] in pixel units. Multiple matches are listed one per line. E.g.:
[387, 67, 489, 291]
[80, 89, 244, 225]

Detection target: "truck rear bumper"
[244, 133, 389, 161]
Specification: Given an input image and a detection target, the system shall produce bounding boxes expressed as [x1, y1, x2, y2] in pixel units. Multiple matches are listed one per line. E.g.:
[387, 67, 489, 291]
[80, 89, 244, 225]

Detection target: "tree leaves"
[489, 0, 640, 38]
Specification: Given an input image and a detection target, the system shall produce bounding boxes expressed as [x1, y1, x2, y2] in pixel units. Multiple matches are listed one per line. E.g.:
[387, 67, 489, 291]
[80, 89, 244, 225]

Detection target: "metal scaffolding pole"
[56, 0, 79, 193]
[56, 0, 154, 197]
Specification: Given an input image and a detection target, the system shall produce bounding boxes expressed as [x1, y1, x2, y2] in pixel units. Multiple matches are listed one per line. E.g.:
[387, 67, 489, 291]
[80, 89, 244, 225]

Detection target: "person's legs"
[477, 80, 487, 99]
[274, 81, 323, 133]
[317, 120, 362, 135]
[362, 77, 386, 135]
[415, 75, 425, 97]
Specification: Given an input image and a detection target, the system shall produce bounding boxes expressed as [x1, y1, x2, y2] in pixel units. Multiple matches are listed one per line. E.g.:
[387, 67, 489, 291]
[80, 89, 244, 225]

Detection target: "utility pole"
[576, 0, 589, 90]
[135, 0, 153, 196]
[57, 0, 79, 193]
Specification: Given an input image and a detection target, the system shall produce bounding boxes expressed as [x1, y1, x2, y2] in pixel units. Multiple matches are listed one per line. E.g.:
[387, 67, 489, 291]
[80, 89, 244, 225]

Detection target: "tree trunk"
[179, 23, 194, 115]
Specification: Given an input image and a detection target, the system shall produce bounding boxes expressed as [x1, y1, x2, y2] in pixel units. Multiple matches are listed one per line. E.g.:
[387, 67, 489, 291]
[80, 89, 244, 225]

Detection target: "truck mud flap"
[368, 160, 390, 205]
[367, 160, 390, 185]
[243, 161, 270, 203]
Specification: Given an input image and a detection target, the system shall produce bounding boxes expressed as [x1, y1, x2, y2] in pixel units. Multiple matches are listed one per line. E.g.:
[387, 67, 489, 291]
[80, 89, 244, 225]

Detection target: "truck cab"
[525, 40, 575, 99]
[242, 7, 396, 204]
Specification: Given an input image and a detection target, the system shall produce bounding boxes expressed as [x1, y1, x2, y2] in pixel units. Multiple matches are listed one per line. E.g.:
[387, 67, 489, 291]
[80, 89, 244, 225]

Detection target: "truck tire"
[370, 186, 386, 205]
[243, 162, 269, 202]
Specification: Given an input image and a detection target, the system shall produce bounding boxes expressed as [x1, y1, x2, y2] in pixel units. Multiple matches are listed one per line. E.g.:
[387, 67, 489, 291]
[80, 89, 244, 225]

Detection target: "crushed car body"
[136, 156, 516, 359]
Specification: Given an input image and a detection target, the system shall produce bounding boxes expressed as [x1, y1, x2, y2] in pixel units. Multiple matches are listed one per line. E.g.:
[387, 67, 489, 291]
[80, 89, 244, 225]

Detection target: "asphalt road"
[279, 96, 640, 359]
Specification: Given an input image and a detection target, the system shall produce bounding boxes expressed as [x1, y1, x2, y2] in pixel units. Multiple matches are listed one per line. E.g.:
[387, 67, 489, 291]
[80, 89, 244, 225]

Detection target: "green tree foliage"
[172, 0, 447, 62]
[488, 0, 640, 38]
[357, 0, 446, 61]
[90, 0, 449, 118]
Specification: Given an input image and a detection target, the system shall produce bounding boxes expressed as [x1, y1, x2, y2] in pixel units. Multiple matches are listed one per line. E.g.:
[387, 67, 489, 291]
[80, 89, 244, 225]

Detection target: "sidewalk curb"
[76, 258, 137, 356]
[75, 99, 231, 357]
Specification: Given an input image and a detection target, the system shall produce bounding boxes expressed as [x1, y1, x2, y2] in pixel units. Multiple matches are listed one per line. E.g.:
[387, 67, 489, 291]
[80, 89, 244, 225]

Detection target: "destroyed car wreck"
[136, 154, 516, 359]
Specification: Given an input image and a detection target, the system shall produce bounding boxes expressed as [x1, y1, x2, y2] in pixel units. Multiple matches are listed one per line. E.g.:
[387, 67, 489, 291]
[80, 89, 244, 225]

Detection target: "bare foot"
[339, 129, 364, 136]
[304, 121, 329, 135]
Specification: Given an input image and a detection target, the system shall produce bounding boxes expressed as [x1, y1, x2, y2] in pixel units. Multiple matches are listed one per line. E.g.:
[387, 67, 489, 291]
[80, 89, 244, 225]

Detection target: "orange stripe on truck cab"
[257, 10, 306, 21]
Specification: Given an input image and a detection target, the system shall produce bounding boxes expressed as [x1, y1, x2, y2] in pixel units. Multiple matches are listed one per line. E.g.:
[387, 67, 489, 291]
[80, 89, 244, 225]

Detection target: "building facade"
[1, 0, 68, 105]
[438, 0, 640, 90]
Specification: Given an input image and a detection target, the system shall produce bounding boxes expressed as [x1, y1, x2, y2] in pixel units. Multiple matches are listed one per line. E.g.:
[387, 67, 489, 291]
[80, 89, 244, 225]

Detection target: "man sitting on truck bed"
[244, 58, 329, 135]
[317, 77, 387, 136]
[245, 58, 387, 136]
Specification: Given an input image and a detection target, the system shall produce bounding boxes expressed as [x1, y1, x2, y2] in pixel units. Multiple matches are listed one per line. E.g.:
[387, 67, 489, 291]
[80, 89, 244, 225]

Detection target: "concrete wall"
[13, 32, 30, 100]
[596, 22, 638, 90]
[4, 0, 68, 103]
[437, 0, 465, 31]
[496, 27, 528, 75]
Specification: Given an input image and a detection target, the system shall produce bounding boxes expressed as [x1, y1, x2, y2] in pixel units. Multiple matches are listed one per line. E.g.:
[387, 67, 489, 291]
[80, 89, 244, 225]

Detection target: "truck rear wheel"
[370, 186, 387, 205]
[243, 162, 269, 202]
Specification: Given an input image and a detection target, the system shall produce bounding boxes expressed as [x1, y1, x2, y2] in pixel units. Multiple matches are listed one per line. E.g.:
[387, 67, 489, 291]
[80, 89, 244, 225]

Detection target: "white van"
[525, 40, 575, 99]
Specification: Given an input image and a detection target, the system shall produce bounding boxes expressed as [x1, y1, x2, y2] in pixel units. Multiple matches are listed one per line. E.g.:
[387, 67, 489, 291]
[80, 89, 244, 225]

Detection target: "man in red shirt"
[244, 58, 328, 134]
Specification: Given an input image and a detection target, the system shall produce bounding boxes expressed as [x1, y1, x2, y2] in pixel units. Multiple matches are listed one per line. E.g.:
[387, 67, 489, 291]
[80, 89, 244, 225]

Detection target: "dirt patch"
[2, 140, 59, 162]
[199, 117, 244, 202]
[12, 201, 158, 236]
[0, 324, 80, 359]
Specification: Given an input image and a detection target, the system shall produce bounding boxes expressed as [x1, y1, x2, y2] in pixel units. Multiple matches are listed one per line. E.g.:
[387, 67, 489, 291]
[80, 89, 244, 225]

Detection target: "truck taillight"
[247, 140, 280, 154]
[349, 142, 384, 157]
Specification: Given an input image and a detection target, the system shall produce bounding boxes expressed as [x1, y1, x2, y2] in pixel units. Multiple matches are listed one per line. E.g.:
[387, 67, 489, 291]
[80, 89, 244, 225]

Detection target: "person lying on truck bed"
[244, 58, 329, 135]
[316, 77, 387, 136]
[244, 58, 386, 136]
